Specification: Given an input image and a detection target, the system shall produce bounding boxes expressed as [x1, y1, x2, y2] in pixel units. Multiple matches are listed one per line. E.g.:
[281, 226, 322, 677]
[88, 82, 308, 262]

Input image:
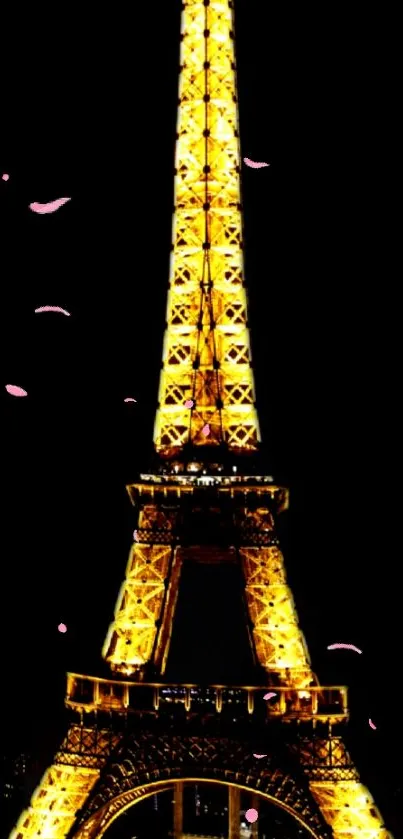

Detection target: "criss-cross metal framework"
[8, 2, 393, 839]
[153, 0, 260, 456]
[102, 478, 316, 689]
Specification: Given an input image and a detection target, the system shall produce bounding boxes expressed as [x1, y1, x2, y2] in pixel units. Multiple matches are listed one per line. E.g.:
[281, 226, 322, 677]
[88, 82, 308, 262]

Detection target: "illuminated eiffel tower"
[9, 2, 392, 838]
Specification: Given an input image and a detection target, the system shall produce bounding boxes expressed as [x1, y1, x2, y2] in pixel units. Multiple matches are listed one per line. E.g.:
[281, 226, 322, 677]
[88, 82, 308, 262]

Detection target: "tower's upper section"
[153, 0, 261, 459]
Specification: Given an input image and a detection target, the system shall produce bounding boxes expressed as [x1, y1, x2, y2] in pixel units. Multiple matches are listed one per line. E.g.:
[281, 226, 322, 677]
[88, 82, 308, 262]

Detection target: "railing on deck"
[65, 674, 348, 722]
[131, 527, 280, 547]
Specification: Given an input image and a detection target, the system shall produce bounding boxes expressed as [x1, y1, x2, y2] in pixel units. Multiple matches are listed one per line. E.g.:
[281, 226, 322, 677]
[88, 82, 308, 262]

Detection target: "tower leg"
[228, 786, 240, 839]
[173, 781, 184, 839]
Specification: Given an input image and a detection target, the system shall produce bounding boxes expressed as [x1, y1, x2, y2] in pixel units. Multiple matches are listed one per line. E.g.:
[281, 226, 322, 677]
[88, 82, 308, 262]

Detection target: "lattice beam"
[240, 544, 313, 689]
[8, 723, 122, 839]
[153, 0, 260, 456]
[310, 780, 390, 839]
[290, 736, 358, 782]
[9, 765, 99, 839]
[74, 731, 331, 838]
[7, 4, 394, 839]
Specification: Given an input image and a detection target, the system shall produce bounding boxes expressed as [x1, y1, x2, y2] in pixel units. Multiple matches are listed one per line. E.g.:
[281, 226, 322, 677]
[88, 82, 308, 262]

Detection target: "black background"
[0, 1, 401, 835]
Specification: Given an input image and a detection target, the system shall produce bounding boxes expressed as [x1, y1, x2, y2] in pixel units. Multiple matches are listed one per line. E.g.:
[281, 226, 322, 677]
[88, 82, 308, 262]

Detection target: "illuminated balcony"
[65, 674, 348, 723]
[127, 476, 289, 515]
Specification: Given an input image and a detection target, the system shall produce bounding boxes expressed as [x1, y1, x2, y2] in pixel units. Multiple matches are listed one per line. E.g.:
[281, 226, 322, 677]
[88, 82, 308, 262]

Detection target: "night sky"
[0, 1, 401, 834]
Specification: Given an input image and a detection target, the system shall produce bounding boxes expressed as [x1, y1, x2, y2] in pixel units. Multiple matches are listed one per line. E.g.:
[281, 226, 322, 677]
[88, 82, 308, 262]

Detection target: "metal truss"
[8, 730, 102, 839]
[10, 715, 390, 839]
[71, 725, 333, 839]
[153, 0, 260, 456]
[7, 2, 394, 839]
[290, 734, 358, 782]
[103, 478, 315, 687]
[102, 501, 180, 675]
[309, 781, 390, 839]
[240, 540, 313, 689]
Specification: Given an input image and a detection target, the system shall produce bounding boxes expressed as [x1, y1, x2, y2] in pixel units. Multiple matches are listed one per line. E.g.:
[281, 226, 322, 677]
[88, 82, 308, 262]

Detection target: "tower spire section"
[153, 0, 261, 458]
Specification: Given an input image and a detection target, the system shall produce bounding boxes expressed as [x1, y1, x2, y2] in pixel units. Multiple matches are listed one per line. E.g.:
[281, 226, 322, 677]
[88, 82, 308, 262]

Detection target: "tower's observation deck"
[66, 673, 349, 725]
[153, 0, 260, 457]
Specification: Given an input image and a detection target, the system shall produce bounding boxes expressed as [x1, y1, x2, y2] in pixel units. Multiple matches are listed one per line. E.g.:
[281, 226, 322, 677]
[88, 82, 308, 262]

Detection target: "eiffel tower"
[9, 2, 393, 838]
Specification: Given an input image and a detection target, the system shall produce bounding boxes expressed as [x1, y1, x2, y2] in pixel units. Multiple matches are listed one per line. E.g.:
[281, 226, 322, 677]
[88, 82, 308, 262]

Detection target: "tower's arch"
[70, 732, 331, 839]
[73, 779, 326, 839]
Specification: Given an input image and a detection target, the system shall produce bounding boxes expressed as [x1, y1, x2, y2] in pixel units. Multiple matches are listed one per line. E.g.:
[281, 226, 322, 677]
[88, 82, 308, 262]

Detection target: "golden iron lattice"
[153, 0, 260, 457]
[9, 2, 393, 838]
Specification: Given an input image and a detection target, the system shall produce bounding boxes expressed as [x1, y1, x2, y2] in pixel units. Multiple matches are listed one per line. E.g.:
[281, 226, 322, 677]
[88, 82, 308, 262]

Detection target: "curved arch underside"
[71, 732, 332, 839]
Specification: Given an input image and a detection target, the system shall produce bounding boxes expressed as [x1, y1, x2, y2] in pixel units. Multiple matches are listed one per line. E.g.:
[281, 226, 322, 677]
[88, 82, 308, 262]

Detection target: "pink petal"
[327, 642, 363, 655]
[253, 754, 267, 759]
[263, 692, 277, 700]
[202, 423, 210, 436]
[34, 305, 71, 316]
[245, 808, 258, 823]
[243, 157, 270, 169]
[5, 384, 28, 397]
[2, 173, 9, 181]
[29, 197, 71, 215]
[185, 399, 194, 408]
[124, 397, 137, 403]
[58, 623, 67, 633]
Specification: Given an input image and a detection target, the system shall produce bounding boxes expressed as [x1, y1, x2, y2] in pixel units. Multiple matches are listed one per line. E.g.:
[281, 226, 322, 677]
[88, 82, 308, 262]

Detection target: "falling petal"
[245, 808, 258, 824]
[263, 692, 277, 700]
[243, 158, 270, 169]
[327, 643, 363, 655]
[253, 754, 267, 759]
[58, 623, 67, 633]
[124, 397, 137, 403]
[29, 197, 71, 215]
[133, 530, 139, 541]
[35, 305, 71, 316]
[185, 399, 194, 408]
[2, 173, 9, 181]
[369, 718, 377, 730]
[202, 423, 210, 436]
[5, 384, 28, 397]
